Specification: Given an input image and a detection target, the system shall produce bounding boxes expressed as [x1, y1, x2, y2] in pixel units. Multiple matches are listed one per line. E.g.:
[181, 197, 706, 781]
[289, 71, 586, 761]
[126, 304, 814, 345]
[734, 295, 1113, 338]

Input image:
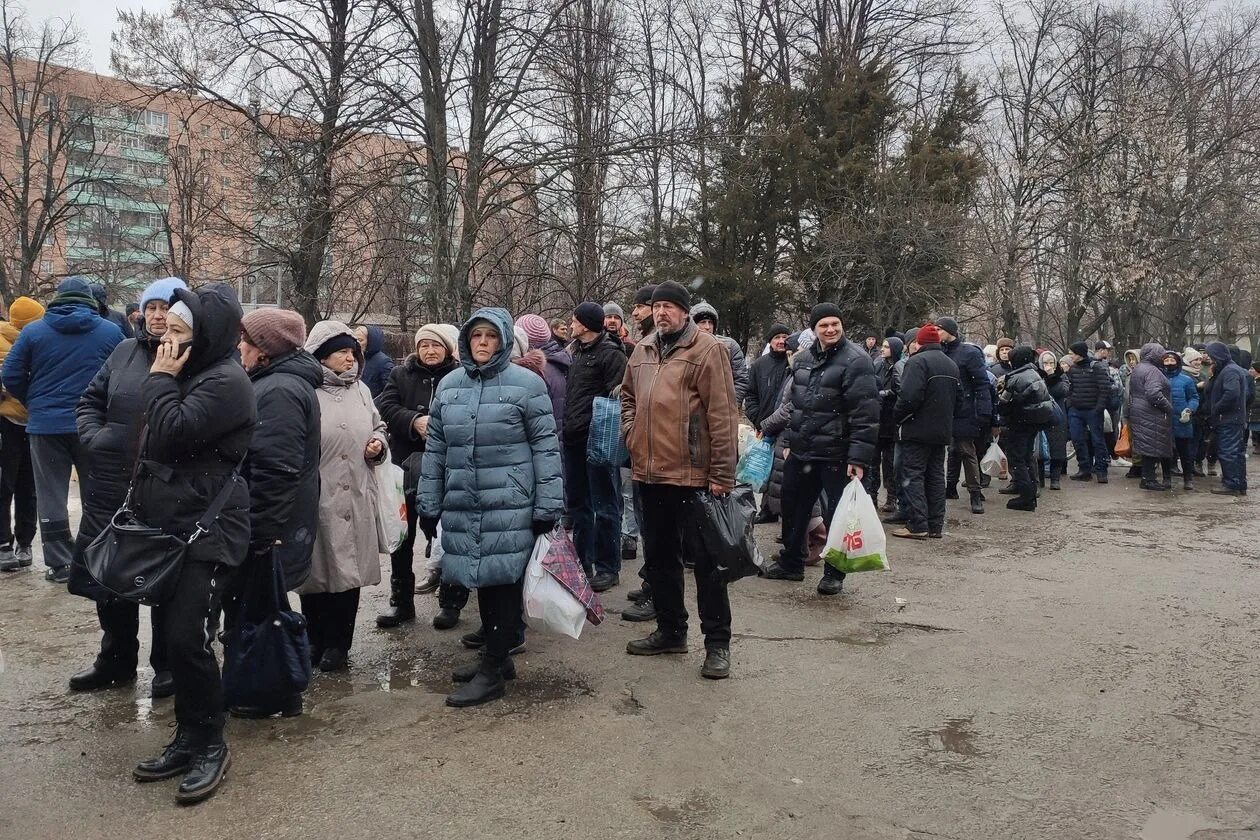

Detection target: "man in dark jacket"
[690, 301, 749, 403]
[745, 324, 792, 523]
[3, 276, 124, 582]
[355, 324, 395, 398]
[762, 303, 879, 595]
[1205, 341, 1248, 495]
[374, 323, 462, 627]
[995, 346, 1055, 511]
[889, 324, 958, 539]
[230, 307, 322, 719]
[90, 283, 134, 339]
[871, 335, 904, 510]
[936, 317, 992, 514]
[565, 302, 628, 590]
[1065, 340, 1112, 482]
[68, 276, 186, 696]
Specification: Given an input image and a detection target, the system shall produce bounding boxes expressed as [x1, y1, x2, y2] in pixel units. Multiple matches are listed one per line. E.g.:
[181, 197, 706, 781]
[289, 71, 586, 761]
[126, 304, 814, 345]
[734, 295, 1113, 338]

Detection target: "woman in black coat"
[70, 276, 188, 698]
[129, 283, 255, 805]
[374, 323, 461, 628]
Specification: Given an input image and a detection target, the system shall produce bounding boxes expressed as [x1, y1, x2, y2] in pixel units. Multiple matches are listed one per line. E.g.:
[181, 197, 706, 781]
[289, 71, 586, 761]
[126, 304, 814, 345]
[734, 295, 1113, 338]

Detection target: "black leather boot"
[133, 727, 197, 782]
[151, 670, 175, 699]
[69, 661, 136, 692]
[176, 742, 231, 805]
[445, 666, 506, 708]
[968, 490, 985, 514]
[432, 607, 460, 630]
[376, 581, 416, 628]
[452, 655, 516, 683]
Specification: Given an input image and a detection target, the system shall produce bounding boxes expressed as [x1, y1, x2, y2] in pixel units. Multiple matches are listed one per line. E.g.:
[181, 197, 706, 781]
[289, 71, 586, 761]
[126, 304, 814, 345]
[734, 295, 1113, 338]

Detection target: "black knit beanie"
[809, 303, 842, 329]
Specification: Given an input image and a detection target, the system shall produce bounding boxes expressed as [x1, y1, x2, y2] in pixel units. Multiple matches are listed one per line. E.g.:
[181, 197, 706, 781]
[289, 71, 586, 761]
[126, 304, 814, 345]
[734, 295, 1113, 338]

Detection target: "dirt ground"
[1, 473, 1258, 840]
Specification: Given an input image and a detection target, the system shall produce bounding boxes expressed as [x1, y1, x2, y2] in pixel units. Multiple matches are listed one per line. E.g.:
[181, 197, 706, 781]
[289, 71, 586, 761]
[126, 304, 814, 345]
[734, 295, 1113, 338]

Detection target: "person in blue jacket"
[354, 324, 395, 397]
[1, 277, 123, 581]
[1204, 341, 1248, 495]
[1162, 350, 1199, 491]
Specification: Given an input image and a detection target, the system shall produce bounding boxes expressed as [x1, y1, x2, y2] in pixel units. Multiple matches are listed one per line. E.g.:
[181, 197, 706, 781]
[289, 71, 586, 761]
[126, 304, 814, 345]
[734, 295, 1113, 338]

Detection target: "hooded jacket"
[689, 301, 749, 404]
[875, 337, 904, 441]
[2, 277, 125, 435]
[784, 335, 880, 467]
[893, 342, 959, 445]
[0, 319, 34, 424]
[1163, 353, 1199, 440]
[1127, 342, 1174, 459]
[419, 308, 564, 589]
[1206, 341, 1248, 430]
[940, 336, 993, 437]
[131, 283, 255, 568]
[360, 325, 395, 398]
[563, 329, 627, 447]
[301, 320, 389, 593]
[246, 348, 323, 589]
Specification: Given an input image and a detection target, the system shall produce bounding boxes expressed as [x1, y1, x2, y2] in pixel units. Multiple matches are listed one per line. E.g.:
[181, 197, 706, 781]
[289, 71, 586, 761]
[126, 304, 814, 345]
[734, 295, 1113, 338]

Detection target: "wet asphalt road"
[1, 472, 1258, 840]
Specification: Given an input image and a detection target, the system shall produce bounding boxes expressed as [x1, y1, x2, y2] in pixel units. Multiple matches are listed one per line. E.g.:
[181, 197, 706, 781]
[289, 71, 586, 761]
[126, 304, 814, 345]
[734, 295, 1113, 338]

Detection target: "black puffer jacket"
[132, 283, 256, 568]
[376, 354, 460, 481]
[563, 330, 627, 446]
[875, 337, 904, 441]
[77, 330, 161, 515]
[997, 362, 1055, 429]
[942, 338, 994, 438]
[745, 350, 791, 431]
[1065, 354, 1111, 411]
[245, 349, 322, 588]
[892, 342, 959, 445]
[784, 336, 879, 467]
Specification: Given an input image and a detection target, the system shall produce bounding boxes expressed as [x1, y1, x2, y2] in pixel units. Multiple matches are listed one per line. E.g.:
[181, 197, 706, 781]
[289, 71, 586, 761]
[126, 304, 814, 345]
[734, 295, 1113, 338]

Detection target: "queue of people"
[0, 276, 1252, 806]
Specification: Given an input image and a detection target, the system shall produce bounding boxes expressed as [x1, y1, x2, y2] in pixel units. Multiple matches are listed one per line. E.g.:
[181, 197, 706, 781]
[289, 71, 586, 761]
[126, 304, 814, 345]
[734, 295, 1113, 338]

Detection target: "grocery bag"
[374, 463, 407, 553]
[687, 484, 763, 582]
[980, 440, 1007, 478]
[523, 533, 587, 638]
[735, 437, 774, 489]
[586, 396, 628, 467]
[821, 477, 889, 574]
[540, 528, 605, 626]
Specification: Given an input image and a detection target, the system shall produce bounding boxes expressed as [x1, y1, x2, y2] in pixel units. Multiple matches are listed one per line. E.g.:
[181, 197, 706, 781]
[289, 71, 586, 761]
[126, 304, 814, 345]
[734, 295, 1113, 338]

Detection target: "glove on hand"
[531, 520, 557, 537]
[418, 516, 439, 541]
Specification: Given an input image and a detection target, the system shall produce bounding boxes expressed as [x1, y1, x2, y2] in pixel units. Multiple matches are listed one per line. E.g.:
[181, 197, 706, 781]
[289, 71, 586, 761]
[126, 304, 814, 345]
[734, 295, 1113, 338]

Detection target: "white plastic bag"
[522, 534, 587, 638]
[821, 477, 889, 573]
[980, 440, 1008, 478]
[374, 463, 407, 553]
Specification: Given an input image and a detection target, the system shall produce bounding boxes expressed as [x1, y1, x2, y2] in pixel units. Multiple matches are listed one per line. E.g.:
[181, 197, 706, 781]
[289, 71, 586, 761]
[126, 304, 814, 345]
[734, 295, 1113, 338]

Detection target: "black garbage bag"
[687, 483, 761, 583]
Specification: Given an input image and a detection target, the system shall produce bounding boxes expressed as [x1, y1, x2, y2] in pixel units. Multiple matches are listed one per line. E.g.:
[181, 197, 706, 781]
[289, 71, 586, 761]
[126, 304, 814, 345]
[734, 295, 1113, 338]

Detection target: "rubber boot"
[376, 580, 416, 628]
[968, 489, 984, 514]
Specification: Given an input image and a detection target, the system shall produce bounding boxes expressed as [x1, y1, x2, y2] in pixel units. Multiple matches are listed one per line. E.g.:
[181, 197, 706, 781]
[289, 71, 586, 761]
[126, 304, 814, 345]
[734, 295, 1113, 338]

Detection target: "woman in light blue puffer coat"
[419, 307, 563, 708]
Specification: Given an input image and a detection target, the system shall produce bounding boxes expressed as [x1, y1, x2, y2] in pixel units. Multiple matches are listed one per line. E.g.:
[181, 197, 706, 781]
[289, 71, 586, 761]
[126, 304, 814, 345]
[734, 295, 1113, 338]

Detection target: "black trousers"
[0, 419, 36, 547]
[97, 600, 168, 673]
[1174, 437, 1196, 481]
[389, 493, 419, 594]
[867, 438, 896, 502]
[158, 561, 230, 741]
[900, 441, 946, 535]
[778, 456, 846, 580]
[637, 482, 732, 649]
[301, 588, 361, 655]
[477, 576, 525, 665]
[1141, 456, 1174, 483]
[1005, 428, 1037, 506]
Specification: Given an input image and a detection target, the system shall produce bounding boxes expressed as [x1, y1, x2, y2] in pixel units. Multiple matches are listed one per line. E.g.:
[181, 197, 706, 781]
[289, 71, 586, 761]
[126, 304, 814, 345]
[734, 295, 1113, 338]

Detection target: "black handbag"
[222, 549, 311, 708]
[81, 445, 244, 607]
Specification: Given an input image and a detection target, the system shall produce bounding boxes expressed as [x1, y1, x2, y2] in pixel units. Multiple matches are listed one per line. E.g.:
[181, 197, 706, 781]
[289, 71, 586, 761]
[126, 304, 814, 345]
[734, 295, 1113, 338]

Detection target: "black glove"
[418, 516, 439, 541]
[531, 519, 557, 536]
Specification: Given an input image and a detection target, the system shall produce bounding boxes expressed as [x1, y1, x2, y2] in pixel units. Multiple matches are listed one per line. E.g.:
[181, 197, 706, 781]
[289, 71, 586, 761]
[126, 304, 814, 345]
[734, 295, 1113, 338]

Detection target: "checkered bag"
[586, 395, 628, 467]
[541, 528, 605, 626]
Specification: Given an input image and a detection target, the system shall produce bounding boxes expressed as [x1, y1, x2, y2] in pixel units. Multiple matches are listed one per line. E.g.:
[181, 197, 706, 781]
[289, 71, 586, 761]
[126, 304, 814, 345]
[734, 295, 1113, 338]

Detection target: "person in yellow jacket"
[0, 296, 46, 571]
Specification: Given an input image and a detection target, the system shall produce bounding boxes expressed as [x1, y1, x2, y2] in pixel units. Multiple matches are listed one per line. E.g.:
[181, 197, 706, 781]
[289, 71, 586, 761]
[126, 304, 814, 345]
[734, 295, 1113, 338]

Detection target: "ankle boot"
[176, 741, 231, 805]
[968, 489, 984, 514]
[445, 665, 507, 708]
[452, 654, 516, 683]
[376, 581, 416, 628]
[134, 727, 198, 781]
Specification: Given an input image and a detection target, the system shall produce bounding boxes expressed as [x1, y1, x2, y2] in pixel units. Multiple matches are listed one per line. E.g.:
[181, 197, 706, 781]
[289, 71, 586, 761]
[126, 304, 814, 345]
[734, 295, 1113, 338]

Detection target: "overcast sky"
[35, 0, 170, 74]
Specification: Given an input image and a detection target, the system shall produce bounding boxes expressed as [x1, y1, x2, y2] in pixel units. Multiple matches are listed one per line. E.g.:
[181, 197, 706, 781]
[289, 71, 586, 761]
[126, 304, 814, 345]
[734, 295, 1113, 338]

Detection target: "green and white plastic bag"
[822, 477, 889, 574]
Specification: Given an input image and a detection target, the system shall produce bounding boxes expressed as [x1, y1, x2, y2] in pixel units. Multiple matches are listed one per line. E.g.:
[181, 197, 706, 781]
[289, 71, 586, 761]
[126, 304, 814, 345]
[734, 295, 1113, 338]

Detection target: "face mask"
[1164, 365, 1176, 372]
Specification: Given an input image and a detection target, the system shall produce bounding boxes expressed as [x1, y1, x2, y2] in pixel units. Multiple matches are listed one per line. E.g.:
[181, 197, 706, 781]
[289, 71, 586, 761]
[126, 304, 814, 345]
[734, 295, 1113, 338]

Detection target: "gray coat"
[1127, 342, 1174, 459]
[419, 307, 564, 589]
[299, 321, 389, 594]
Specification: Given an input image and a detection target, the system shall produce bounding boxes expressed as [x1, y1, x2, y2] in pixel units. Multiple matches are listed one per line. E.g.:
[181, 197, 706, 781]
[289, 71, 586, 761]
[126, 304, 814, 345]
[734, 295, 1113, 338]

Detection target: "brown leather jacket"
[620, 322, 738, 488]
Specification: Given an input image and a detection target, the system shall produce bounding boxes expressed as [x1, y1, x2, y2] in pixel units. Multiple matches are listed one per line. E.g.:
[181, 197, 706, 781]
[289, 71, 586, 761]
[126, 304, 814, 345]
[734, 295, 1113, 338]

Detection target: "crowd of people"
[0, 274, 1252, 805]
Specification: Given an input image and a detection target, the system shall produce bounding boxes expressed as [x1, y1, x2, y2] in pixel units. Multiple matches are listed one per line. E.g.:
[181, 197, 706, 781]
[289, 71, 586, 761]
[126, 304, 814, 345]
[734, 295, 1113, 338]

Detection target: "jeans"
[620, 467, 639, 539]
[637, 482, 731, 649]
[947, 436, 981, 492]
[1005, 428, 1037, 506]
[300, 588, 362, 655]
[1216, 423, 1247, 491]
[160, 561, 231, 741]
[29, 433, 90, 570]
[477, 576, 525, 665]
[563, 443, 623, 576]
[0, 419, 36, 548]
[778, 456, 847, 580]
[1068, 408, 1109, 476]
[899, 442, 946, 534]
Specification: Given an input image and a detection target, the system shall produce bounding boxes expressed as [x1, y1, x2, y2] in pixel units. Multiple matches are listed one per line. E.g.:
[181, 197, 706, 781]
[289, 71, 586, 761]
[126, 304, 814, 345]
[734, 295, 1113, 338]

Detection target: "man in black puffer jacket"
[1065, 340, 1112, 482]
[936, 317, 993, 514]
[231, 307, 323, 719]
[889, 324, 958, 539]
[996, 345, 1055, 511]
[762, 303, 879, 596]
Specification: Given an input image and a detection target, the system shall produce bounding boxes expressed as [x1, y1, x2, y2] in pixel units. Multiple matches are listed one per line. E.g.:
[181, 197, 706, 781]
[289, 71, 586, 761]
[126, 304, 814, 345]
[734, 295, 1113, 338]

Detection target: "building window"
[40, 93, 55, 112]
[220, 127, 231, 141]
[220, 176, 231, 190]
[39, 259, 52, 274]
[220, 150, 230, 165]
[201, 149, 211, 161]
[144, 109, 168, 132]
[199, 124, 210, 138]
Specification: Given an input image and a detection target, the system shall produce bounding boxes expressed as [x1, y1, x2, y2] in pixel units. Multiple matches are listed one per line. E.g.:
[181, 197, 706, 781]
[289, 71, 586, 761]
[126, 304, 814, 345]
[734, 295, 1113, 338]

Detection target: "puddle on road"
[633, 791, 717, 825]
[1140, 809, 1220, 840]
[911, 716, 984, 758]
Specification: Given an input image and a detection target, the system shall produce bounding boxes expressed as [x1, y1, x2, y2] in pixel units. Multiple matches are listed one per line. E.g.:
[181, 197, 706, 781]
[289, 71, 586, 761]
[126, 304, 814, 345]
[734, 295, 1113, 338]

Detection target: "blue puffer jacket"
[2, 277, 124, 435]
[361, 325, 395, 398]
[1163, 354, 1199, 439]
[1206, 341, 1248, 430]
[419, 307, 564, 589]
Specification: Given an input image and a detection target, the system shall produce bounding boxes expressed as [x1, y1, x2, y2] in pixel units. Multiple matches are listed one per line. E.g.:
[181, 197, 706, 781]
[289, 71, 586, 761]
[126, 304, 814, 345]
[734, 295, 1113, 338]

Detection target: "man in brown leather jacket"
[620, 280, 739, 680]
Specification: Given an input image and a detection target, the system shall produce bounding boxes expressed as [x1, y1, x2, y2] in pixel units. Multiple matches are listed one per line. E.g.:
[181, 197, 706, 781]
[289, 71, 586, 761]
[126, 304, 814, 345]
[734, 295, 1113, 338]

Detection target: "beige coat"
[299, 321, 389, 594]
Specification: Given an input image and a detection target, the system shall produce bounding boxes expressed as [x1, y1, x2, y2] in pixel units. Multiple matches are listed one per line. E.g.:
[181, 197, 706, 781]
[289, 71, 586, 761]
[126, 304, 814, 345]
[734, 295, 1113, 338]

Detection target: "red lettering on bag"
[843, 530, 864, 551]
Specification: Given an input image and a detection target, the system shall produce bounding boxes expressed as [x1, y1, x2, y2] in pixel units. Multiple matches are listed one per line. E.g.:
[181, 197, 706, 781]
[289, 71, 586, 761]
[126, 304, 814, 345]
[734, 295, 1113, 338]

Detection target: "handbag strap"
[189, 457, 246, 543]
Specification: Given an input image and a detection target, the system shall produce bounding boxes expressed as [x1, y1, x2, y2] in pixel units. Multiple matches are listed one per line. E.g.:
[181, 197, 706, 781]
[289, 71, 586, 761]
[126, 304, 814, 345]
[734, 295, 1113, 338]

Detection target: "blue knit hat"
[139, 277, 188, 309]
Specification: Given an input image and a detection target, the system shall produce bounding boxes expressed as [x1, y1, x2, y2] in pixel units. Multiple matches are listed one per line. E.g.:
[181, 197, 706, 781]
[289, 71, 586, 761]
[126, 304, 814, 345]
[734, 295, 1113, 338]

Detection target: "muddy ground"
[1, 474, 1258, 840]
